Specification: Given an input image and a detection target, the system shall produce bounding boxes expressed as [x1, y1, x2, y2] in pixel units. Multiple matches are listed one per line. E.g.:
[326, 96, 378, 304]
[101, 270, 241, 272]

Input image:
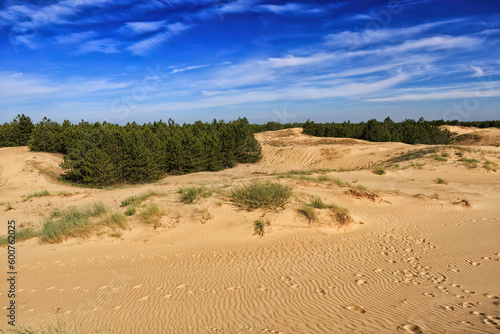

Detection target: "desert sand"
[1, 127, 499, 333]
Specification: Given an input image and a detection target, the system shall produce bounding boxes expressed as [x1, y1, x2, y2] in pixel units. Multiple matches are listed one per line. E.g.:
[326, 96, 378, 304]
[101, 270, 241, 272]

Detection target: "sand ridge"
[0, 128, 499, 333]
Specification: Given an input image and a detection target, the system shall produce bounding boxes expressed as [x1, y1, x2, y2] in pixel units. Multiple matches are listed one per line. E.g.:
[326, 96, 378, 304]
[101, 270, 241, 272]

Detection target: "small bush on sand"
[297, 205, 317, 225]
[177, 186, 212, 204]
[124, 205, 137, 216]
[435, 177, 448, 185]
[372, 166, 386, 175]
[101, 212, 127, 229]
[231, 182, 292, 210]
[139, 203, 164, 228]
[253, 219, 269, 237]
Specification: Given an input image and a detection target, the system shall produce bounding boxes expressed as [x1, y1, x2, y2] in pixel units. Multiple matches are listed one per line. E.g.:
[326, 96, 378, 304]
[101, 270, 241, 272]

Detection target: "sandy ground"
[0, 128, 499, 333]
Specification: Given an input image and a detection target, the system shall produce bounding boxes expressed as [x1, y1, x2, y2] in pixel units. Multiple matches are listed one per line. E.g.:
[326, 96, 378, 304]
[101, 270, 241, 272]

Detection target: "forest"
[0, 115, 261, 186]
[1, 114, 499, 186]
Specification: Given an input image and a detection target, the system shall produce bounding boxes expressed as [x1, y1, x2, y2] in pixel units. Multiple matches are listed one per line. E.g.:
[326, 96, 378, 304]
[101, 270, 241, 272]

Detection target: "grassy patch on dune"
[231, 182, 292, 210]
[0, 227, 40, 247]
[297, 196, 351, 226]
[253, 219, 270, 237]
[120, 190, 165, 207]
[139, 203, 164, 228]
[177, 186, 212, 204]
[40, 202, 109, 243]
[372, 166, 386, 175]
[23, 189, 50, 202]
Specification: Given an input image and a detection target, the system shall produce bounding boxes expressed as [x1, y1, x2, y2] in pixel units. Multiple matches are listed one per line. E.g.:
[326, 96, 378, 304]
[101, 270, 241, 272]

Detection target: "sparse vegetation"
[23, 189, 50, 201]
[483, 160, 497, 171]
[40, 202, 108, 243]
[459, 157, 479, 168]
[100, 212, 127, 229]
[121, 191, 164, 207]
[231, 182, 293, 210]
[435, 178, 448, 185]
[372, 166, 386, 175]
[5, 202, 13, 211]
[178, 186, 212, 204]
[0, 227, 40, 247]
[124, 205, 137, 216]
[433, 154, 448, 162]
[298, 205, 317, 225]
[253, 219, 270, 237]
[139, 203, 164, 228]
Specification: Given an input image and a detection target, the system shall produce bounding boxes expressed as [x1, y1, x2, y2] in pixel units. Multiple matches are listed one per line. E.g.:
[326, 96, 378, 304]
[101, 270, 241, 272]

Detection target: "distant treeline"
[302, 117, 500, 145]
[1, 115, 500, 185]
[0, 115, 261, 186]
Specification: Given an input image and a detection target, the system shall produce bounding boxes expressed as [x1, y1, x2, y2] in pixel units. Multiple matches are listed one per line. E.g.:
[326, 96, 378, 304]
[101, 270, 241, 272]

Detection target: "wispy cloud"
[127, 22, 192, 55]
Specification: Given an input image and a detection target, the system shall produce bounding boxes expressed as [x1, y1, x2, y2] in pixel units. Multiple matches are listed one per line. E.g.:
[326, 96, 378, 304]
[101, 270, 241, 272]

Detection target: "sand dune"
[1, 129, 499, 333]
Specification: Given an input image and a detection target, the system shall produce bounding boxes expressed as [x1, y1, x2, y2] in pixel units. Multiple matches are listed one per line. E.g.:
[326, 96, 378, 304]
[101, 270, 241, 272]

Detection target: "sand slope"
[1, 129, 500, 333]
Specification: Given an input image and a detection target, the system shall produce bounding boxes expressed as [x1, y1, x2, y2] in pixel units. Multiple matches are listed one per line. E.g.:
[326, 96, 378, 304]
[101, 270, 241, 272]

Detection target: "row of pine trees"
[302, 117, 455, 145]
[0, 115, 261, 186]
[1, 115, 499, 185]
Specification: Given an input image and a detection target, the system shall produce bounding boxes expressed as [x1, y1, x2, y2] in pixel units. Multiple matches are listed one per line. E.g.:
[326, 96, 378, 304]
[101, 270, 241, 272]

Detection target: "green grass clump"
[372, 166, 386, 175]
[121, 190, 164, 207]
[433, 155, 448, 162]
[124, 205, 137, 216]
[23, 189, 50, 201]
[101, 212, 127, 229]
[331, 206, 351, 225]
[5, 202, 13, 211]
[231, 182, 293, 210]
[253, 219, 269, 237]
[139, 203, 164, 228]
[435, 177, 448, 185]
[297, 205, 317, 225]
[483, 160, 497, 171]
[459, 157, 479, 168]
[310, 196, 330, 209]
[177, 186, 212, 204]
[0, 227, 40, 247]
[40, 202, 108, 243]
[355, 184, 367, 191]
[385, 147, 438, 163]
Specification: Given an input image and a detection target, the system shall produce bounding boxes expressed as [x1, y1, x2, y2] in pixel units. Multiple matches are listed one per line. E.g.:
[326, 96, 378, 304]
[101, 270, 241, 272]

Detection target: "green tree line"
[302, 117, 457, 144]
[0, 115, 261, 186]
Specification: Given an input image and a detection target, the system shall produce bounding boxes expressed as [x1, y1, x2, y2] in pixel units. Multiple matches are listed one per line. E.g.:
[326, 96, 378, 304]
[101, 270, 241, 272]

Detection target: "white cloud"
[77, 38, 120, 54]
[53, 31, 96, 44]
[120, 21, 165, 36]
[471, 65, 485, 77]
[127, 22, 192, 55]
[172, 64, 209, 74]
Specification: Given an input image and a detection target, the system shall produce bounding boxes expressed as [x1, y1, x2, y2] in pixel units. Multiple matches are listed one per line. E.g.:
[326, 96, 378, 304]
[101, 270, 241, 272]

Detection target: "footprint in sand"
[227, 286, 242, 291]
[451, 284, 461, 288]
[423, 292, 435, 297]
[46, 286, 56, 290]
[72, 286, 80, 290]
[138, 296, 149, 301]
[463, 290, 475, 294]
[114, 305, 122, 309]
[132, 284, 143, 289]
[441, 305, 454, 311]
[176, 284, 188, 289]
[163, 294, 172, 299]
[346, 305, 366, 313]
[316, 289, 327, 295]
[98, 285, 109, 290]
[259, 287, 268, 292]
[455, 294, 466, 299]
[356, 279, 367, 285]
[187, 290, 195, 294]
[290, 284, 300, 289]
[402, 324, 422, 333]
[485, 294, 499, 299]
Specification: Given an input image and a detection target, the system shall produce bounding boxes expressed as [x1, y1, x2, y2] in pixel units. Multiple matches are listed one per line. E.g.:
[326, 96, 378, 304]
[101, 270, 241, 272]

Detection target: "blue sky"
[0, 0, 499, 124]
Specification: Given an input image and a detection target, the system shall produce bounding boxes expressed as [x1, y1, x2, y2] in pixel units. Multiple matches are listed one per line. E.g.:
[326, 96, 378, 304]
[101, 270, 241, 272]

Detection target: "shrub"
[434, 155, 447, 162]
[331, 206, 351, 225]
[436, 177, 448, 185]
[253, 219, 269, 237]
[139, 203, 164, 228]
[177, 186, 212, 204]
[310, 196, 329, 209]
[231, 182, 293, 210]
[124, 205, 137, 216]
[372, 166, 386, 175]
[101, 212, 127, 229]
[297, 205, 316, 225]
[91, 201, 107, 216]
